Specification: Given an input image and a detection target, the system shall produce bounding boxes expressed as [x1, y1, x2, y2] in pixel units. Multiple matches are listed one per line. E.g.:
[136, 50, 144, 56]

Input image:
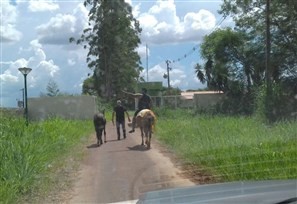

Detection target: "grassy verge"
[154, 108, 297, 182]
[0, 114, 94, 204]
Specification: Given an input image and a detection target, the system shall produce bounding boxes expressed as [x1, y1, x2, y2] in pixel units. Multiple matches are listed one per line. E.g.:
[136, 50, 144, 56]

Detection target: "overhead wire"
[170, 15, 227, 64]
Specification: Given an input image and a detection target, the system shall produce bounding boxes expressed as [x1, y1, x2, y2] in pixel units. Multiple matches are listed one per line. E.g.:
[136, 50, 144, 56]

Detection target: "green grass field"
[0, 113, 94, 204]
[154, 108, 297, 182]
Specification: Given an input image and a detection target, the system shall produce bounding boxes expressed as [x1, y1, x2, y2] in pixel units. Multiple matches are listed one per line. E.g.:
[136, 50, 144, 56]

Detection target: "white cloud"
[132, 3, 141, 18]
[0, 71, 18, 83]
[184, 9, 216, 30]
[142, 62, 205, 90]
[67, 58, 76, 66]
[36, 13, 76, 44]
[36, 60, 59, 78]
[28, 0, 59, 12]
[36, 3, 88, 45]
[0, 40, 60, 99]
[0, 0, 22, 42]
[137, 0, 216, 44]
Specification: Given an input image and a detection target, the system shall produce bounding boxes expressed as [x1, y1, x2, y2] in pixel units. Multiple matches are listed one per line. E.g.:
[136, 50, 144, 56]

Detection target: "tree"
[46, 79, 60, 97]
[195, 28, 249, 92]
[70, 0, 142, 100]
[195, 28, 267, 115]
[199, 0, 297, 119]
[219, 0, 297, 83]
[82, 76, 96, 95]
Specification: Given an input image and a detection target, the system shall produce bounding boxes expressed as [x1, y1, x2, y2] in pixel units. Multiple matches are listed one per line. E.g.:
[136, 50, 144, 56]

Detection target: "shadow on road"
[128, 144, 149, 152]
[87, 139, 121, 149]
[87, 143, 99, 148]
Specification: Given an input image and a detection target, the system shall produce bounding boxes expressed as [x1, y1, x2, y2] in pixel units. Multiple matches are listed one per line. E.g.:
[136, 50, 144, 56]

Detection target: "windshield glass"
[1, 0, 296, 203]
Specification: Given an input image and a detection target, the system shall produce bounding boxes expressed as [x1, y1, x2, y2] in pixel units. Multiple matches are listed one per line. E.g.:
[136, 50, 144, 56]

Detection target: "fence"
[151, 92, 225, 109]
[27, 95, 98, 120]
[25, 93, 225, 120]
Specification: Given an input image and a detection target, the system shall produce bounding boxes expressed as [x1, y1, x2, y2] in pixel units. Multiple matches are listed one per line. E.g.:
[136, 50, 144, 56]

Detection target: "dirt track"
[61, 122, 196, 203]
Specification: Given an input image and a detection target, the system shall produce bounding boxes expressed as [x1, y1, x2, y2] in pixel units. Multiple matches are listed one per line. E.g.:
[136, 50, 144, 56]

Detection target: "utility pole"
[165, 60, 171, 89]
[146, 43, 149, 82]
[265, 0, 273, 121]
[266, 0, 271, 92]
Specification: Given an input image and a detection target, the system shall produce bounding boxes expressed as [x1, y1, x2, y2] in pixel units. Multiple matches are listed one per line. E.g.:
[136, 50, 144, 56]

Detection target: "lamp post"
[20, 88, 24, 108]
[18, 67, 32, 126]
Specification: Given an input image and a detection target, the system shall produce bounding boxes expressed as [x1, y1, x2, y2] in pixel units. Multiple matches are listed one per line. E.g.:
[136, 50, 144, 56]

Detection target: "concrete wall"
[28, 95, 97, 120]
[151, 93, 224, 109]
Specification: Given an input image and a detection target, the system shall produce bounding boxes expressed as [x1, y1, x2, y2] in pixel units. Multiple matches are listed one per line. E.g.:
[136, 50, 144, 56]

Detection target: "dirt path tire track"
[60, 122, 195, 203]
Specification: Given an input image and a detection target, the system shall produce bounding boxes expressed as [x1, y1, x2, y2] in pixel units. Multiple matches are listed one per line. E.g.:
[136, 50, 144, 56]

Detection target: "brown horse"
[136, 109, 156, 149]
[93, 111, 106, 146]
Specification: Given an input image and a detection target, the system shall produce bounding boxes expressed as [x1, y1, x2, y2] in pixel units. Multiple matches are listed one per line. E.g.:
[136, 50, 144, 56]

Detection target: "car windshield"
[1, 0, 296, 204]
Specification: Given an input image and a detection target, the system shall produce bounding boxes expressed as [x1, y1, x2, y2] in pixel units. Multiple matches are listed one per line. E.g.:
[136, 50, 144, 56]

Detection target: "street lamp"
[18, 67, 32, 126]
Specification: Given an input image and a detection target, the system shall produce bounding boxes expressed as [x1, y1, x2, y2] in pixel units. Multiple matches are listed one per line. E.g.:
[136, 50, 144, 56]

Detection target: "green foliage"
[95, 97, 113, 121]
[161, 87, 181, 96]
[155, 109, 297, 181]
[255, 83, 297, 123]
[82, 76, 96, 96]
[195, 1, 297, 121]
[45, 79, 60, 97]
[71, 0, 142, 100]
[197, 28, 249, 92]
[0, 115, 93, 204]
[219, 0, 297, 83]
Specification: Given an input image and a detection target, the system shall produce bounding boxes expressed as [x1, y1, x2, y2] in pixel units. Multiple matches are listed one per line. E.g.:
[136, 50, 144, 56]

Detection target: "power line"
[161, 15, 227, 88]
[170, 15, 227, 64]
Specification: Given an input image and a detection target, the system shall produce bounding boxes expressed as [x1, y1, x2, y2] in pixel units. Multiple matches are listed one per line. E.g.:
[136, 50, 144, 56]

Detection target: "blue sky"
[0, 0, 232, 107]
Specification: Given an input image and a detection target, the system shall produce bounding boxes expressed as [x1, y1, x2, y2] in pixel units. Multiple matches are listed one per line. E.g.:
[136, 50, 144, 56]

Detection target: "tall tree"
[70, 0, 142, 100]
[219, 0, 297, 82]
[195, 28, 251, 92]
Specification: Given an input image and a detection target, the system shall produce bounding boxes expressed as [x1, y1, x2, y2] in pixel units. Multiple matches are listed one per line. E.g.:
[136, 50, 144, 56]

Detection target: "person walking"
[112, 100, 131, 140]
[129, 88, 152, 133]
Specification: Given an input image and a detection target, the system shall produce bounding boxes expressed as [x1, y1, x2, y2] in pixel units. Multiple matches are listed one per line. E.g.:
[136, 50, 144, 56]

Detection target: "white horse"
[136, 109, 156, 149]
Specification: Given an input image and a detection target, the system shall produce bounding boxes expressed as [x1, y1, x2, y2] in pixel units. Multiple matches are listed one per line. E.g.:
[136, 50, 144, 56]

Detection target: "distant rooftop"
[181, 91, 224, 100]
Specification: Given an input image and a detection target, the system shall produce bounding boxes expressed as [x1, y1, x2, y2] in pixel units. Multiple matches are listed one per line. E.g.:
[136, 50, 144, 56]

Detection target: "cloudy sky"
[0, 0, 232, 107]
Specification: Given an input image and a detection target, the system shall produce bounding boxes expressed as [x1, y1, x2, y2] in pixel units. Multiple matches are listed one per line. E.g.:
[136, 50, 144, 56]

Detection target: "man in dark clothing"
[129, 88, 152, 133]
[112, 100, 131, 140]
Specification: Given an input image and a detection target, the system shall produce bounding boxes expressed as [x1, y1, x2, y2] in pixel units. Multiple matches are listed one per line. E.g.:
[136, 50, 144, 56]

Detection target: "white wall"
[27, 95, 97, 120]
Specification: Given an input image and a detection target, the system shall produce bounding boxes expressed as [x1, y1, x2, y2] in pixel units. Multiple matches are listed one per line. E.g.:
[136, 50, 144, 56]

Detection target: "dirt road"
[65, 122, 195, 203]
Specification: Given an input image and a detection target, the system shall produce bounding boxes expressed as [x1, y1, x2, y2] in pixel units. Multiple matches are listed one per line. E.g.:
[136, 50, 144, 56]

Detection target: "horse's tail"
[147, 114, 155, 132]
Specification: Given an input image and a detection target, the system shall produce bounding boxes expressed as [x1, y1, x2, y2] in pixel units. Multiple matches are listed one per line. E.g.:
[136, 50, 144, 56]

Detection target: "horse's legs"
[122, 121, 126, 139]
[147, 130, 152, 149]
[103, 127, 106, 143]
[140, 127, 144, 145]
[96, 131, 100, 146]
[117, 127, 121, 140]
[144, 129, 151, 149]
[96, 129, 103, 146]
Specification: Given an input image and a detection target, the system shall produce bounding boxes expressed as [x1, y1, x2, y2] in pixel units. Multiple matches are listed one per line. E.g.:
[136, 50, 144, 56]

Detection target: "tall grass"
[0, 114, 94, 204]
[154, 108, 297, 182]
